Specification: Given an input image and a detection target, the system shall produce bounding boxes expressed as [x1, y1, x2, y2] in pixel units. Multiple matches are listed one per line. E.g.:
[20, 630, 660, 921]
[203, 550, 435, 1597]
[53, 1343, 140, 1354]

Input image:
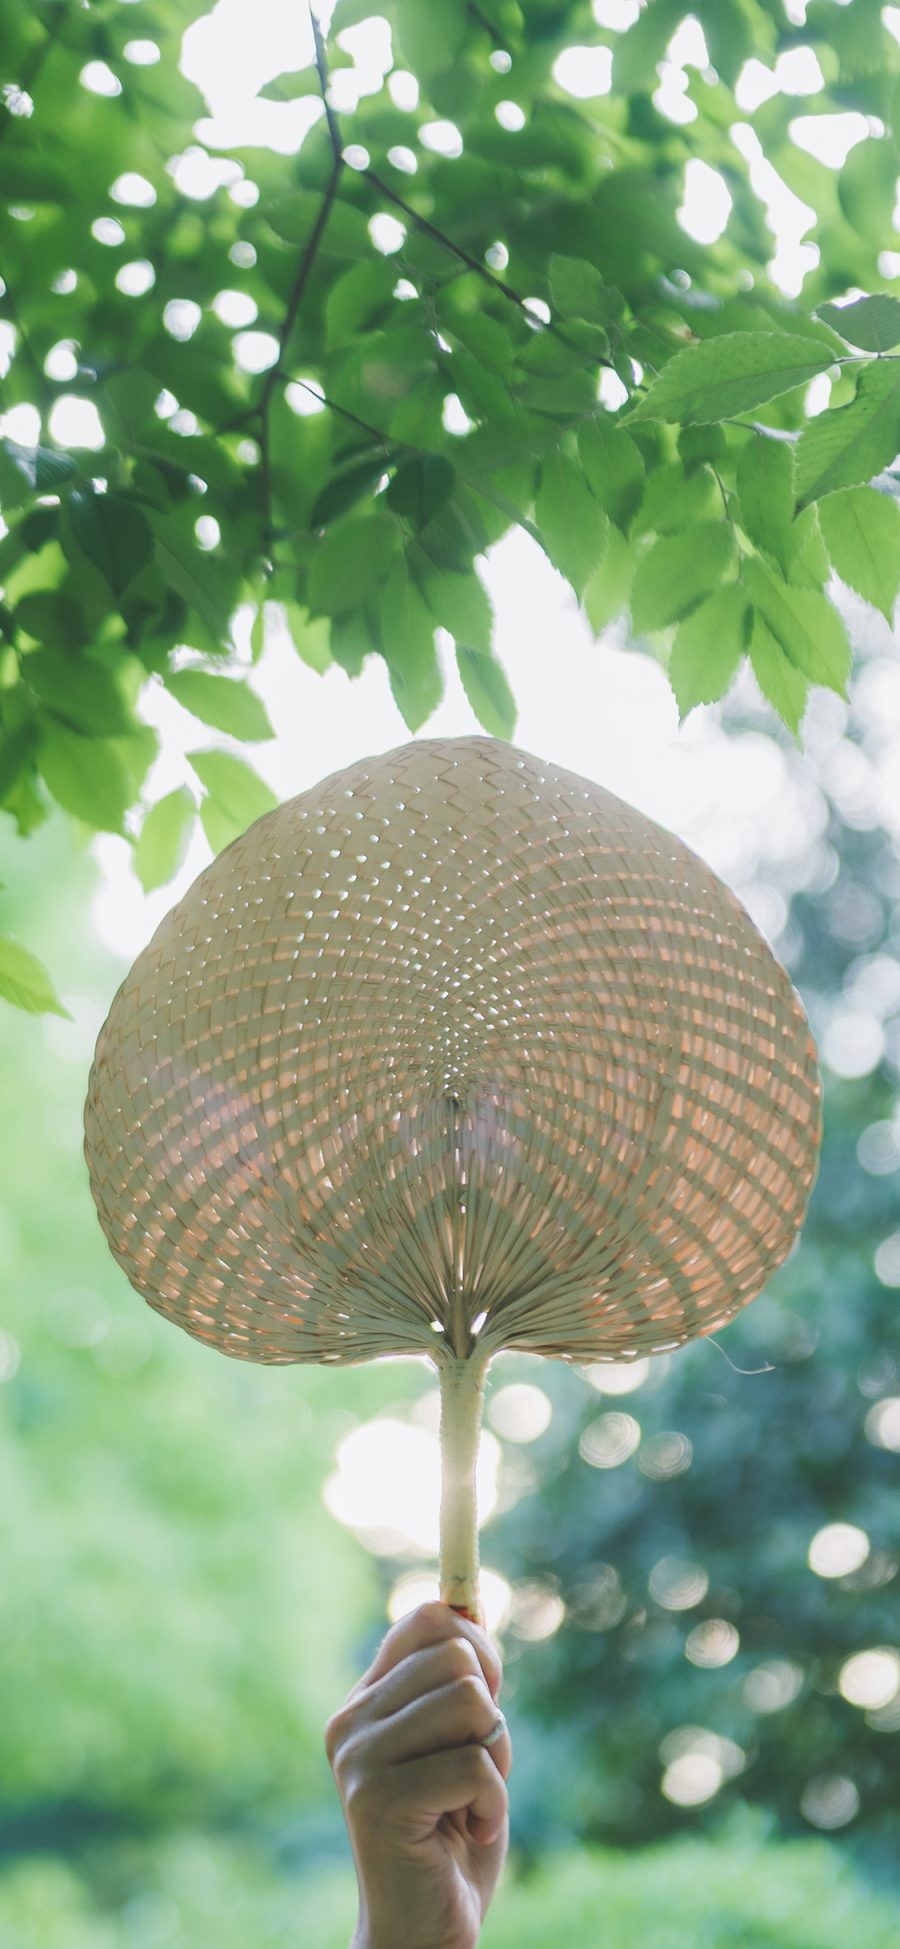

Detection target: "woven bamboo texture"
[84, 735, 823, 1372]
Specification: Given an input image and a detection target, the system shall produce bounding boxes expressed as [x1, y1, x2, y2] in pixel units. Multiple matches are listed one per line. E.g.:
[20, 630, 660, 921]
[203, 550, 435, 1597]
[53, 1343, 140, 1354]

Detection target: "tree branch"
[249, 5, 347, 556]
[212, 2, 622, 550]
[282, 375, 397, 449]
[309, 1, 343, 163]
[360, 165, 613, 370]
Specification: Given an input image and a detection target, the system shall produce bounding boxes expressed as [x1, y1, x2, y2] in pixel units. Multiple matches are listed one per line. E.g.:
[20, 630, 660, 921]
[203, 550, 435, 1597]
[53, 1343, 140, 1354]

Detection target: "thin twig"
[360, 165, 611, 368]
[282, 375, 397, 449]
[248, 6, 347, 553]
[309, 1, 342, 162]
[710, 465, 733, 527]
[467, 2, 503, 45]
[260, 159, 343, 414]
[313, 0, 614, 375]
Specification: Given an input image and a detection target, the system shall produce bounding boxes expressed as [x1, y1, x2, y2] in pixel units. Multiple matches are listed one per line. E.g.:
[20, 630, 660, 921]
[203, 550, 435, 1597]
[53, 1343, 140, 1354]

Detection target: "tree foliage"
[3, 0, 900, 1000]
[458, 657, 900, 1860]
[1, 695, 899, 1925]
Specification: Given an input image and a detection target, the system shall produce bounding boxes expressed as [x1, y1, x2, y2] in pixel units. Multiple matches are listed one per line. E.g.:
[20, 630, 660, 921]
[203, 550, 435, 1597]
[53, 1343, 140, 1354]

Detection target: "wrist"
[350, 1918, 383, 1949]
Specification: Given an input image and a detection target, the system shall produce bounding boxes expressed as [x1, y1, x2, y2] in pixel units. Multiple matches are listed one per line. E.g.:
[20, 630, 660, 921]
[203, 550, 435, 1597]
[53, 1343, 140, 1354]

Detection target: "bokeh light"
[582, 1357, 650, 1395]
[800, 1775, 860, 1830]
[387, 1567, 513, 1636]
[566, 1565, 627, 1632]
[685, 1620, 740, 1669]
[323, 1416, 500, 1556]
[838, 1649, 900, 1711]
[47, 396, 105, 449]
[808, 1524, 870, 1579]
[865, 1397, 900, 1452]
[874, 1233, 900, 1288]
[649, 1557, 709, 1612]
[743, 1660, 805, 1714]
[0, 1331, 21, 1384]
[579, 1412, 641, 1469]
[638, 1431, 693, 1480]
[659, 1727, 745, 1807]
[487, 1384, 552, 1443]
[508, 1580, 567, 1642]
[662, 1753, 723, 1806]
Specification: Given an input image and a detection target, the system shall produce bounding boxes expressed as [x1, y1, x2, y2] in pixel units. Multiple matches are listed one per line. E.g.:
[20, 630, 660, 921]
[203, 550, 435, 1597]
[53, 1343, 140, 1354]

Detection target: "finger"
[361, 1672, 513, 1781]
[356, 1636, 486, 1723]
[358, 1601, 502, 1703]
[382, 1745, 509, 1847]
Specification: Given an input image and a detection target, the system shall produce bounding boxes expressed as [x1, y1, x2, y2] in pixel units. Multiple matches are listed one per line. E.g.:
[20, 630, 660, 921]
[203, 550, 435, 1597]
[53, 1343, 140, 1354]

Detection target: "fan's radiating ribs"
[84, 735, 823, 1368]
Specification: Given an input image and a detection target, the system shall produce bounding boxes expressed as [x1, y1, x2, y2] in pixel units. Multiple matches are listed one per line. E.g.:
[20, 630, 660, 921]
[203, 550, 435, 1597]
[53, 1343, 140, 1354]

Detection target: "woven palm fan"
[84, 735, 822, 1626]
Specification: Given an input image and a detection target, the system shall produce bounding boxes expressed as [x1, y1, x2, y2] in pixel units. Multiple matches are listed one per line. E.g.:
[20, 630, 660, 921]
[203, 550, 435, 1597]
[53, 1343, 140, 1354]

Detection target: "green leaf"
[613, 0, 687, 91]
[0, 936, 70, 1018]
[816, 294, 900, 353]
[748, 612, 809, 740]
[0, 439, 77, 503]
[0, 715, 36, 804]
[20, 506, 60, 553]
[456, 647, 516, 739]
[258, 66, 322, 101]
[535, 449, 609, 598]
[417, 562, 494, 653]
[324, 261, 397, 352]
[837, 135, 899, 246]
[443, 309, 514, 377]
[696, 0, 756, 85]
[677, 422, 727, 472]
[147, 513, 235, 643]
[818, 485, 900, 620]
[549, 255, 607, 320]
[38, 723, 132, 833]
[736, 436, 795, 570]
[741, 556, 851, 695]
[164, 669, 274, 741]
[625, 333, 835, 426]
[330, 611, 375, 676]
[631, 460, 717, 535]
[577, 418, 646, 530]
[394, 0, 465, 78]
[115, 725, 159, 799]
[795, 361, 900, 507]
[450, 344, 515, 422]
[101, 370, 160, 445]
[14, 591, 88, 652]
[385, 456, 456, 528]
[133, 786, 196, 893]
[310, 457, 389, 528]
[265, 190, 368, 258]
[784, 504, 831, 589]
[630, 523, 737, 632]
[0, 151, 70, 201]
[66, 493, 154, 598]
[250, 605, 266, 664]
[189, 750, 279, 853]
[380, 560, 442, 731]
[584, 524, 634, 634]
[308, 513, 400, 615]
[667, 585, 750, 721]
[25, 650, 134, 736]
[283, 602, 332, 673]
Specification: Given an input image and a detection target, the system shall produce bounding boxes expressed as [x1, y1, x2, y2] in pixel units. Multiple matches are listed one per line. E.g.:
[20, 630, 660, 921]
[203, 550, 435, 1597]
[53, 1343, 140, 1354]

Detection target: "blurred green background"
[2, 654, 900, 1948]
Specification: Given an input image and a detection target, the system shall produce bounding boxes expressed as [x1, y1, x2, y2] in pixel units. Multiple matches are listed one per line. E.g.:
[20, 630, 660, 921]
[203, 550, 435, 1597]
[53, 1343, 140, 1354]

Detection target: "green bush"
[1, 1812, 899, 1949]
